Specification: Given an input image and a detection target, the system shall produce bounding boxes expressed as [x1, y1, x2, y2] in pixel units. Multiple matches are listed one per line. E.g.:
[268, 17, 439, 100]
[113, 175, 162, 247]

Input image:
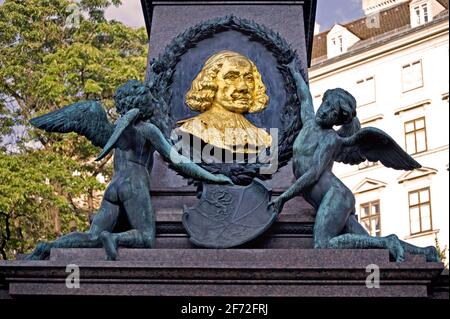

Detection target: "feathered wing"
[336, 127, 421, 170]
[30, 101, 114, 148]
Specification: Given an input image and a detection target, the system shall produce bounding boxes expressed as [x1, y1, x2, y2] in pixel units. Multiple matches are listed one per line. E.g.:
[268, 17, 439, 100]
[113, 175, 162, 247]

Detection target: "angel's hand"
[212, 174, 234, 186]
[287, 58, 300, 75]
[268, 196, 286, 215]
[286, 59, 309, 96]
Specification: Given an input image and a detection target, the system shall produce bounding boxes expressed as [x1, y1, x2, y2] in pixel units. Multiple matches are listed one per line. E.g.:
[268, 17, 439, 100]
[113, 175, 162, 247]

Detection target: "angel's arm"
[139, 123, 232, 184]
[288, 62, 315, 124]
[277, 135, 337, 204]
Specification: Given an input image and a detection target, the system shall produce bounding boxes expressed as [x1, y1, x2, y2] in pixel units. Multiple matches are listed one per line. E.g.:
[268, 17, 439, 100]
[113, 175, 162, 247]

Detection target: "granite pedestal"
[0, 248, 446, 298]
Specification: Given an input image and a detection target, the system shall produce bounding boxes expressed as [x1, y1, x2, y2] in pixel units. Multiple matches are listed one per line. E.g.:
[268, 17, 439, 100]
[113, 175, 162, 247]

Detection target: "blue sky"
[103, 0, 365, 32]
[317, 0, 364, 30]
[0, 0, 365, 32]
[107, 0, 366, 32]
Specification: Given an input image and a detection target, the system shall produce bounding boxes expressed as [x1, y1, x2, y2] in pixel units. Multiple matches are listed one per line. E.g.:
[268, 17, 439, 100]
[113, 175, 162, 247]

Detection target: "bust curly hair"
[185, 51, 269, 113]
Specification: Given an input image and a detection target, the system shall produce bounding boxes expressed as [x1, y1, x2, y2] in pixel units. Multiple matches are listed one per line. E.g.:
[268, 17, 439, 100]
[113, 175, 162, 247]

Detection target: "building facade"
[309, 0, 449, 260]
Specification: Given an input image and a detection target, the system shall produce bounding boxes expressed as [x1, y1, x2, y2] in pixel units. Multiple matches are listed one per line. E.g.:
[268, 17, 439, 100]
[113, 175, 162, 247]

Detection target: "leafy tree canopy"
[0, 0, 148, 259]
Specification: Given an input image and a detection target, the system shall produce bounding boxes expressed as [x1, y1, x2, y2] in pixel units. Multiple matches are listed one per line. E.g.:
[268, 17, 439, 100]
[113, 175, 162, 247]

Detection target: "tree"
[0, 0, 148, 259]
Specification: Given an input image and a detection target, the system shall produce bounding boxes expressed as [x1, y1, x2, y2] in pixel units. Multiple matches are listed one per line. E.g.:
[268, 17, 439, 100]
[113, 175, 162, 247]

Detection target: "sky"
[0, 0, 365, 32]
[316, 0, 364, 30]
[104, 0, 365, 32]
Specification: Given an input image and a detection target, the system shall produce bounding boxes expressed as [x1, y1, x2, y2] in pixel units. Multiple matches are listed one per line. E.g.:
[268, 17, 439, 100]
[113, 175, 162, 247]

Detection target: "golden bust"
[177, 51, 272, 154]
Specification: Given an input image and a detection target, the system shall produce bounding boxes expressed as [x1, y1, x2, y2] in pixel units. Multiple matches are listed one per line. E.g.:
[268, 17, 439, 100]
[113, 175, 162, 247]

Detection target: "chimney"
[314, 22, 321, 35]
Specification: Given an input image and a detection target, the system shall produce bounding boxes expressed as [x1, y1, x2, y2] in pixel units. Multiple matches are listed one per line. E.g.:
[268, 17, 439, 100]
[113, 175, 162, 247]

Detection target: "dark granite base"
[153, 196, 316, 249]
[0, 248, 446, 299]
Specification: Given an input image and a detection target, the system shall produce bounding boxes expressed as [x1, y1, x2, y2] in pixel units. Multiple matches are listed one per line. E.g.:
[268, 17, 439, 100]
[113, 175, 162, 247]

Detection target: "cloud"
[316, 0, 364, 30]
[105, 0, 145, 29]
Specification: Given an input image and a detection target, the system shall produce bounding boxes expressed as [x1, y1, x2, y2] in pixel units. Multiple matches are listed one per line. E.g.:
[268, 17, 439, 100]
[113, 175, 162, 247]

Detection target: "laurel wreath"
[149, 15, 302, 185]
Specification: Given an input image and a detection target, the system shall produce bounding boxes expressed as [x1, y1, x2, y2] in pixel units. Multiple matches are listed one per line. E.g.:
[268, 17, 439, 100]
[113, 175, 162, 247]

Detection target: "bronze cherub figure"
[269, 62, 440, 262]
[27, 80, 232, 261]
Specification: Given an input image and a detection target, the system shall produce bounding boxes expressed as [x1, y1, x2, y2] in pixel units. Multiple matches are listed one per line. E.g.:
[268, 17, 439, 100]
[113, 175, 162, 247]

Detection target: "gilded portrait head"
[178, 51, 272, 154]
[185, 51, 269, 114]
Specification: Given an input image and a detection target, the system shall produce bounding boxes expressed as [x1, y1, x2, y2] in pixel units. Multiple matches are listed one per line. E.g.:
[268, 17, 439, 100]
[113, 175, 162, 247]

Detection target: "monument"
[0, 0, 447, 300]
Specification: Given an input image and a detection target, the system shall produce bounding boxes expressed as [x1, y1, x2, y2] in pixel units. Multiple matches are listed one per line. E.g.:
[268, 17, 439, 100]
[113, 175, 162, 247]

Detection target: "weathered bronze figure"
[269, 61, 440, 262]
[26, 80, 232, 261]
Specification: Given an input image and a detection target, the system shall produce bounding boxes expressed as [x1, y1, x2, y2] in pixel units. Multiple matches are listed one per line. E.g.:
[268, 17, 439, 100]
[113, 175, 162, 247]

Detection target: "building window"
[356, 76, 376, 106]
[360, 201, 381, 237]
[404, 117, 427, 154]
[402, 60, 423, 92]
[332, 36, 343, 53]
[422, 4, 429, 23]
[413, 3, 430, 26]
[409, 188, 433, 235]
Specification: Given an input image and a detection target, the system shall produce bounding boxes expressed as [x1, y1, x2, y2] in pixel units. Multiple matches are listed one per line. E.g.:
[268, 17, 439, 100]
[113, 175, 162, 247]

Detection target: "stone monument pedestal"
[0, 248, 446, 298]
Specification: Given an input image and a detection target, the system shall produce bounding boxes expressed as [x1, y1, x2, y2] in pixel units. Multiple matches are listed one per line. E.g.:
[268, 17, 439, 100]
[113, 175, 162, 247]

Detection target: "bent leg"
[343, 214, 440, 262]
[314, 190, 405, 262]
[100, 186, 156, 260]
[313, 188, 353, 249]
[398, 240, 440, 262]
[26, 200, 120, 260]
[328, 233, 405, 262]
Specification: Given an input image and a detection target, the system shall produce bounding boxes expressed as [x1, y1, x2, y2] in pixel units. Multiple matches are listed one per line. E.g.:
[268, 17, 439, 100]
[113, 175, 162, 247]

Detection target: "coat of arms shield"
[182, 179, 276, 248]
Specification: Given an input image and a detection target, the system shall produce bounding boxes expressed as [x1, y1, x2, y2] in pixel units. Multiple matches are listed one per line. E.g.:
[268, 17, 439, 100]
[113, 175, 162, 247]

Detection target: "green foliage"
[435, 234, 449, 268]
[0, 0, 148, 259]
[0, 151, 105, 259]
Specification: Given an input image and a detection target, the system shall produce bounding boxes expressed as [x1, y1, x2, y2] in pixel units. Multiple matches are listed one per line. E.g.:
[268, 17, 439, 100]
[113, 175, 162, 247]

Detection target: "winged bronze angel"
[26, 80, 232, 261]
[269, 62, 440, 262]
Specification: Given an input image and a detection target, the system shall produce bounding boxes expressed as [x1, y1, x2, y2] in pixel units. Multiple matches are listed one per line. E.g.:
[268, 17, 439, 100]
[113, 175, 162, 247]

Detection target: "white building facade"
[309, 0, 449, 260]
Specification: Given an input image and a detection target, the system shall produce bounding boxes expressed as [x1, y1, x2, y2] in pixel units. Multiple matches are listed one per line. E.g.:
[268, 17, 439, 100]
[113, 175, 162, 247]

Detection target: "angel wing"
[30, 101, 114, 148]
[336, 127, 421, 171]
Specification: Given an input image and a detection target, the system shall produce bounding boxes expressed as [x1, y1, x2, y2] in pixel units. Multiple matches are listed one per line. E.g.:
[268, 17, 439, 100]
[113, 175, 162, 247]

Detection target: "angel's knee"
[142, 231, 155, 248]
[313, 231, 333, 249]
[103, 182, 119, 203]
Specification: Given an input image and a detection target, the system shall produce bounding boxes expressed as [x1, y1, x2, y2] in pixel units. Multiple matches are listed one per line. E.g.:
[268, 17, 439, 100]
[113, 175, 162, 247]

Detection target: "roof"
[312, 0, 449, 63]
[140, 0, 318, 66]
[437, 0, 449, 8]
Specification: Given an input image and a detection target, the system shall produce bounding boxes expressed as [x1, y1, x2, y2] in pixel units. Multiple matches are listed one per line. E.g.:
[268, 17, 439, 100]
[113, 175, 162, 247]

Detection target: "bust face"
[316, 96, 340, 128]
[178, 51, 272, 154]
[213, 57, 255, 114]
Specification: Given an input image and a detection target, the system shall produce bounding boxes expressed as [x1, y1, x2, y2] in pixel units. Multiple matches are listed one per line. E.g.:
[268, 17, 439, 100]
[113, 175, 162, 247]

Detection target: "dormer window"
[414, 3, 430, 25]
[410, 0, 446, 27]
[332, 36, 344, 53]
[326, 25, 360, 59]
